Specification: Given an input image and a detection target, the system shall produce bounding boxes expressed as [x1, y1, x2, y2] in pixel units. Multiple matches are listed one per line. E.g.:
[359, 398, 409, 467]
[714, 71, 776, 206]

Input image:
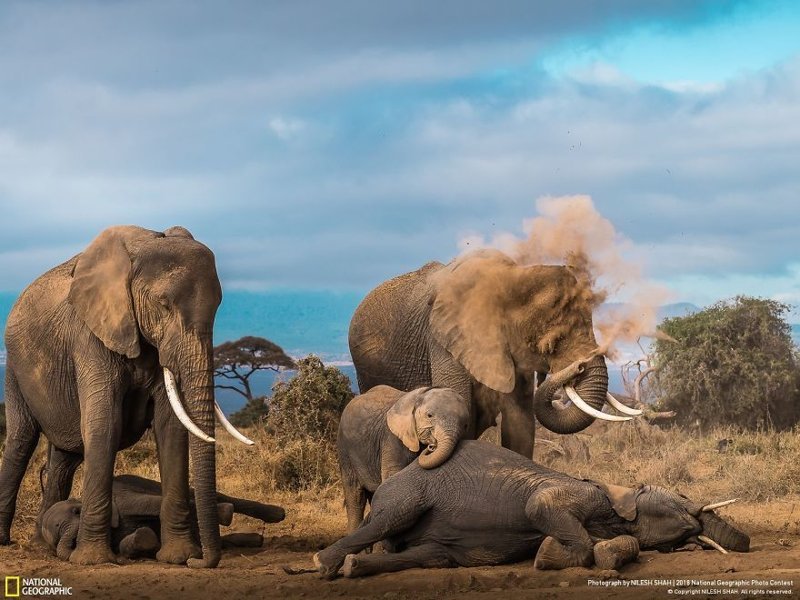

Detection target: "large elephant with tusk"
[349, 249, 639, 459]
[0, 225, 252, 567]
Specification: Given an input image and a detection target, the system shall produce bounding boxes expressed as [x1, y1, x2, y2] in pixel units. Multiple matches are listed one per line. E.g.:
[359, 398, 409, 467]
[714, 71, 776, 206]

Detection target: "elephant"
[0, 225, 253, 567]
[314, 440, 749, 578]
[338, 385, 470, 532]
[40, 475, 285, 561]
[348, 249, 639, 459]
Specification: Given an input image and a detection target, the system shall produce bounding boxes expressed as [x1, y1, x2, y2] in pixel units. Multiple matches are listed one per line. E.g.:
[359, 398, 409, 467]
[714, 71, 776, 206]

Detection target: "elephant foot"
[313, 550, 342, 580]
[0, 528, 11, 546]
[534, 536, 593, 570]
[69, 541, 118, 565]
[593, 536, 639, 570]
[342, 554, 360, 578]
[157, 537, 202, 565]
[217, 502, 234, 527]
[120, 528, 160, 559]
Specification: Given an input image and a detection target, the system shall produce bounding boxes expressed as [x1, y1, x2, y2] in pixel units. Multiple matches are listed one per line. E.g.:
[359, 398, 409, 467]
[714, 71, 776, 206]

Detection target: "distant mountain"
[595, 302, 700, 323]
[656, 302, 701, 320]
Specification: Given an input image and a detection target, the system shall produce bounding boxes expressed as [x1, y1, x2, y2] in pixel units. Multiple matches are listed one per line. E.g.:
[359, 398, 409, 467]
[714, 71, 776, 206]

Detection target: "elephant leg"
[500, 396, 536, 459]
[526, 490, 593, 570]
[69, 380, 123, 565]
[213, 491, 285, 525]
[0, 369, 40, 545]
[35, 445, 83, 545]
[342, 542, 455, 577]
[151, 384, 199, 564]
[221, 532, 263, 548]
[314, 493, 427, 579]
[341, 458, 368, 533]
[118, 527, 160, 559]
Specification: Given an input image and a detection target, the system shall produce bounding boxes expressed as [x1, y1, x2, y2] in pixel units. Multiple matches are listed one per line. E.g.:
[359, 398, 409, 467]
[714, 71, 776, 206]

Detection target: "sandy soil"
[2, 507, 799, 600]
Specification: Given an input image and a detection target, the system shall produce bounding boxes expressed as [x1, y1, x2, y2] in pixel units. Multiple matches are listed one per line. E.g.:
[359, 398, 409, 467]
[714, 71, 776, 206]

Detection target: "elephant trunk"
[178, 340, 221, 569]
[418, 424, 459, 469]
[56, 523, 79, 561]
[534, 355, 609, 434]
[698, 512, 750, 553]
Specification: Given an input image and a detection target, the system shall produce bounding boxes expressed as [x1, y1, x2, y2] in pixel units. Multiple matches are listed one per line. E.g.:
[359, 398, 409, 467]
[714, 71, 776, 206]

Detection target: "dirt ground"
[2, 503, 799, 600]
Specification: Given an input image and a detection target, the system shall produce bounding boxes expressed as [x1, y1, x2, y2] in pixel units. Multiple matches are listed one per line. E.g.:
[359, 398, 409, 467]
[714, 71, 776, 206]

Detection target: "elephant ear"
[592, 481, 639, 521]
[68, 226, 144, 359]
[429, 250, 517, 394]
[387, 387, 429, 452]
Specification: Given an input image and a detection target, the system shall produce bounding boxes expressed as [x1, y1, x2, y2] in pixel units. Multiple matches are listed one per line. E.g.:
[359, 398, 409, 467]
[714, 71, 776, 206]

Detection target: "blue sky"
[0, 0, 798, 313]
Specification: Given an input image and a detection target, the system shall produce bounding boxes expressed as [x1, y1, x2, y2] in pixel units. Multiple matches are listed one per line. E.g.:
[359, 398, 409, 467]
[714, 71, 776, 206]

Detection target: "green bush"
[655, 296, 799, 430]
[228, 395, 270, 428]
[267, 355, 353, 443]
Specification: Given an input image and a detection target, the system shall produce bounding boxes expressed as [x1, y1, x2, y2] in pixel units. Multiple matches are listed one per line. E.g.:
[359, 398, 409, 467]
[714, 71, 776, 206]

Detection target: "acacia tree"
[654, 296, 799, 430]
[214, 336, 296, 426]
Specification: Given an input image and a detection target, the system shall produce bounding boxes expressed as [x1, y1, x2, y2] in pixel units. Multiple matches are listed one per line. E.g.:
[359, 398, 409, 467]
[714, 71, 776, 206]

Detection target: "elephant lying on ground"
[314, 441, 748, 578]
[349, 250, 640, 460]
[338, 386, 470, 531]
[41, 475, 285, 561]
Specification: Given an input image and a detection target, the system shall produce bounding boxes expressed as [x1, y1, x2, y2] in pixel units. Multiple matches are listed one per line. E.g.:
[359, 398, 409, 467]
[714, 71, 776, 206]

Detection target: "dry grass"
[5, 420, 800, 546]
[536, 421, 800, 505]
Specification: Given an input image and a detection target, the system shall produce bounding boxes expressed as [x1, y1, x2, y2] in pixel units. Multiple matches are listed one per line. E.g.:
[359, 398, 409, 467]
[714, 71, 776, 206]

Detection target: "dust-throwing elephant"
[338, 386, 470, 531]
[314, 441, 748, 578]
[40, 475, 285, 561]
[349, 250, 638, 459]
[0, 225, 253, 567]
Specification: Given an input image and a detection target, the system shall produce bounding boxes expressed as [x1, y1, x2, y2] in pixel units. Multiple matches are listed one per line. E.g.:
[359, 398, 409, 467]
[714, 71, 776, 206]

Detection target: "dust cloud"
[458, 195, 672, 358]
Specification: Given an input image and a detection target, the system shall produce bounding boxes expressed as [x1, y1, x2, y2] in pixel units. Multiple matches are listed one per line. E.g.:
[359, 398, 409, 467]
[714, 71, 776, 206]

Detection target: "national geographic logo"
[4, 577, 19, 598]
[4, 576, 72, 597]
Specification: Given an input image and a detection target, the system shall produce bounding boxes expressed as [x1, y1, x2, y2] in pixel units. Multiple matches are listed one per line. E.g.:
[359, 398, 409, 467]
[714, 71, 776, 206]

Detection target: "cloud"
[0, 0, 797, 311]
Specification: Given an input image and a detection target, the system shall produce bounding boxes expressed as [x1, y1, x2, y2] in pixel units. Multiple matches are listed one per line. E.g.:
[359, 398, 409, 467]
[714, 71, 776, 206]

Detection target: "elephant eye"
[427, 412, 433, 418]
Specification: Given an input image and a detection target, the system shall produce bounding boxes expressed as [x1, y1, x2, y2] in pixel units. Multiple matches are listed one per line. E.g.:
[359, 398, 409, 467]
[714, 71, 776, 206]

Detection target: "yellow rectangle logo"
[4, 576, 20, 598]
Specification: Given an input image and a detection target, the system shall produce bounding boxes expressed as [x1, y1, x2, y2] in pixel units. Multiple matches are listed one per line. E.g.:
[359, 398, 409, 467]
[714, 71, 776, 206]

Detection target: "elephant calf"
[41, 475, 285, 561]
[316, 441, 749, 578]
[338, 386, 470, 531]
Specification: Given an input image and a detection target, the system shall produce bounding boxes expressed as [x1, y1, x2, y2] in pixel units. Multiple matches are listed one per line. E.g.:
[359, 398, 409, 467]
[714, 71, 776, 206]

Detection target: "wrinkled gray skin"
[338, 386, 470, 532]
[41, 475, 285, 561]
[315, 441, 749, 578]
[349, 250, 611, 460]
[0, 226, 223, 567]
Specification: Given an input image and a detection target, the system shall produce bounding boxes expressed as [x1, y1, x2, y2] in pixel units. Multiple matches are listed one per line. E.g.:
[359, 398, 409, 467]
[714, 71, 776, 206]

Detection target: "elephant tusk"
[563, 387, 633, 422]
[698, 535, 728, 554]
[214, 402, 255, 445]
[163, 368, 215, 443]
[702, 499, 739, 512]
[605, 392, 643, 416]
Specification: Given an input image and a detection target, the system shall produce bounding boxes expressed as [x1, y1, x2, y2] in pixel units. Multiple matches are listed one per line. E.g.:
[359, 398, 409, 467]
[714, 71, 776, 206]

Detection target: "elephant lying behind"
[41, 475, 285, 561]
[338, 386, 470, 531]
[315, 441, 748, 578]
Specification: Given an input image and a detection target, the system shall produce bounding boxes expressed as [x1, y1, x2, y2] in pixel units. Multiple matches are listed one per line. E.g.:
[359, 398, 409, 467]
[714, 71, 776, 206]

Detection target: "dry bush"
[536, 421, 800, 507]
[6, 418, 800, 547]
